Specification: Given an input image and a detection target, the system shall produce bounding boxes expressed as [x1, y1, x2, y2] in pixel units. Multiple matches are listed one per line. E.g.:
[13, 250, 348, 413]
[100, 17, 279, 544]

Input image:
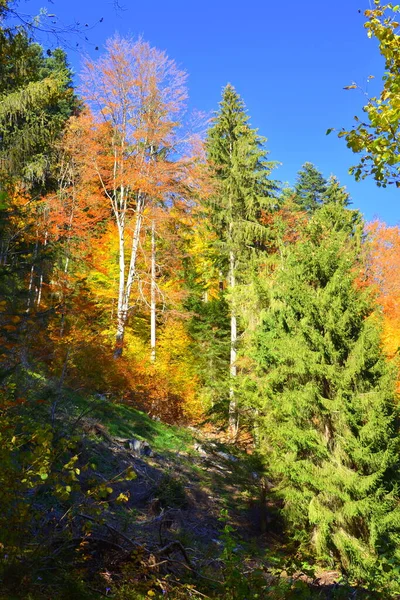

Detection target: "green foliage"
[247, 199, 400, 590]
[0, 28, 77, 187]
[217, 509, 254, 599]
[185, 288, 231, 410]
[293, 164, 351, 213]
[323, 175, 351, 207]
[156, 473, 187, 508]
[197, 84, 279, 424]
[294, 162, 328, 213]
[206, 83, 279, 267]
[339, 2, 400, 187]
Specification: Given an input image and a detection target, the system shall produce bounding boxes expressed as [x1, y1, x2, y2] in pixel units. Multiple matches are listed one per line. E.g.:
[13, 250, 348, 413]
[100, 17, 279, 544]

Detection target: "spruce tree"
[294, 162, 327, 212]
[0, 30, 78, 374]
[249, 198, 400, 588]
[205, 83, 278, 434]
[323, 174, 351, 206]
[185, 288, 231, 409]
[0, 30, 78, 188]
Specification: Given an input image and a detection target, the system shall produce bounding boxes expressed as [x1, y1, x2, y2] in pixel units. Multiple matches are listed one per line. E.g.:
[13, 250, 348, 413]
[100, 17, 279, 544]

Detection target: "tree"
[294, 162, 327, 212]
[293, 164, 350, 213]
[248, 198, 400, 588]
[0, 30, 77, 188]
[205, 83, 278, 435]
[0, 27, 78, 374]
[365, 221, 400, 368]
[80, 35, 190, 358]
[338, 1, 400, 187]
[323, 174, 351, 206]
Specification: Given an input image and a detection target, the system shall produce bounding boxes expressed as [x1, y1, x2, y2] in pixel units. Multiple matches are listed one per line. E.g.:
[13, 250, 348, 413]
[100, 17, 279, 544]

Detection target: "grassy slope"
[1, 384, 382, 600]
[63, 395, 380, 600]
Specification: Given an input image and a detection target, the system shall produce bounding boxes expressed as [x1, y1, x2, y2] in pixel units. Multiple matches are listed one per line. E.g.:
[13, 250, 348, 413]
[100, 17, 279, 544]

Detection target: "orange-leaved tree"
[80, 35, 192, 358]
[365, 221, 400, 385]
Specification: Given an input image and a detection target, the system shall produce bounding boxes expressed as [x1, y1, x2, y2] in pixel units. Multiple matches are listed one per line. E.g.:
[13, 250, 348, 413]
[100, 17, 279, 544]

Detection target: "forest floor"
[3, 393, 384, 599]
[34, 395, 380, 599]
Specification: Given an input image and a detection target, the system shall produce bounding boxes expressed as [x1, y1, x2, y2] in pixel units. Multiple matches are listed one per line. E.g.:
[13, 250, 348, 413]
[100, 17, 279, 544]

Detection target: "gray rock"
[215, 451, 238, 462]
[193, 442, 208, 456]
[128, 438, 153, 457]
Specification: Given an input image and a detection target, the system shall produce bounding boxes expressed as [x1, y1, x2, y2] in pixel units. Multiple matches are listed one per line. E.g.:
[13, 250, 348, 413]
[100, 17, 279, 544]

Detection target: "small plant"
[156, 473, 187, 509]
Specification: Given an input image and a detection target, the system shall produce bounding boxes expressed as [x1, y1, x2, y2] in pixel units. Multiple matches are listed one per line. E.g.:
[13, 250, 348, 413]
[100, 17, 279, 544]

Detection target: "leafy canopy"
[338, 1, 400, 187]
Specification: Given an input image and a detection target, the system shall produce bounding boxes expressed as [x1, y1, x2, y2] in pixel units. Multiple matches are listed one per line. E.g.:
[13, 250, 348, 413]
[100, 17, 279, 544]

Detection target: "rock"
[193, 442, 208, 456]
[127, 438, 154, 457]
[214, 450, 238, 462]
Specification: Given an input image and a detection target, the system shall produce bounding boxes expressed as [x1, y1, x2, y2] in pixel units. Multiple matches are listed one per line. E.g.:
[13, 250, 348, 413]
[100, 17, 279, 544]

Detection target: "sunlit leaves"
[340, 2, 400, 186]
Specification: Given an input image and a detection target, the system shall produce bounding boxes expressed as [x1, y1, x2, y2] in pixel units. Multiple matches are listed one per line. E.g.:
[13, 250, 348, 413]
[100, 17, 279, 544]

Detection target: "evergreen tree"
[205, 83, 278, 434]
[323, 174, 351, 206]
[185, 288, 231, 410]
[249, 198, 400, 587]
[0, 29, 78, 188]
[0, 29, 78, 373]
[294, 162, 327, 212]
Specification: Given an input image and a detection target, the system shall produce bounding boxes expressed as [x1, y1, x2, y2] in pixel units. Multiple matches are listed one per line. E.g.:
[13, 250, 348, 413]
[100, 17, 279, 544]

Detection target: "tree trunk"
[36, 230, 48, 308]
[26, 231, 39, 313]
[150, 220, 156, 362]
[114, 220, 126, 359]
[228, 248, 238, 439]
[113, 192, 144, 359]
[114, 307, 128, 359]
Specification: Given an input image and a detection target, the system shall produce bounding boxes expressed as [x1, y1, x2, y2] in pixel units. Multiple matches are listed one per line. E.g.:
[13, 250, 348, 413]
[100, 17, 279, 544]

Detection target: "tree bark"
[150, 220, 156, 362]
[36, 230, 48, 308]
[113, 192, 144, 358]
[228, 248, 238, 439]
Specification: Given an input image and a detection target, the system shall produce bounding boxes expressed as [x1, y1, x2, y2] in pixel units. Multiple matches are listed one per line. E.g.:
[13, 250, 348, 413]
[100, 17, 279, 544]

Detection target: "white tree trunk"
[114, 220, 126, 358]
[36, 230, 48, 308]
[150, 220, 156, 362]
[26, 232, 39, 313]
[114, 192, 144, 358]
[228, 248, 238, 438]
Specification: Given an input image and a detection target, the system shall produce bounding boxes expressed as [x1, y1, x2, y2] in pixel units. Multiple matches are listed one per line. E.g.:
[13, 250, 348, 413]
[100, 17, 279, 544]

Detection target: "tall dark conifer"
[205, 83, 278, 434]
[0, 28, 78, 373]
[0, 34, 78, 188]
[294, 162, 327, 212]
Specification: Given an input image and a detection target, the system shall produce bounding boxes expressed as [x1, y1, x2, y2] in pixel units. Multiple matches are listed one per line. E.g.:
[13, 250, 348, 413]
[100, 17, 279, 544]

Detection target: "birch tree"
[80, 36, 188, 357]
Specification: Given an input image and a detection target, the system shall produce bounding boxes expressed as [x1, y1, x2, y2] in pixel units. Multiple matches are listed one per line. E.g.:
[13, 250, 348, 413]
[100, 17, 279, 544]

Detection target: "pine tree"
[323, 175, 351, 207]
[249, 198, 400, 587]
[0, 30, 78, 374]
[0, 30, 77, 188]
[294, 162, 327, 212]
[186, 289, 231, 406]
[205, 83, 278, 435]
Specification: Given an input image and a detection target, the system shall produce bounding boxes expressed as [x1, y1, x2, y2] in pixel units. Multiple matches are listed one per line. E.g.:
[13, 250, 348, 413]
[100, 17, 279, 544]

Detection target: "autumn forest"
[2, 1, 400, 598]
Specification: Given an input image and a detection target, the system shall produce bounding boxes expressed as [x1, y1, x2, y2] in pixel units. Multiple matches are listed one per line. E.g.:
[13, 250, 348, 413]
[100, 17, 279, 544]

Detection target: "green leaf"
[125, 466, 137, 481]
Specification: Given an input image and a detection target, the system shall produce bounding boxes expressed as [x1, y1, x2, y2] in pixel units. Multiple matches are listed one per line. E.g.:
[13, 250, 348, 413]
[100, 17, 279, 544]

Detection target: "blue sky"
[18, 0, 399, 224]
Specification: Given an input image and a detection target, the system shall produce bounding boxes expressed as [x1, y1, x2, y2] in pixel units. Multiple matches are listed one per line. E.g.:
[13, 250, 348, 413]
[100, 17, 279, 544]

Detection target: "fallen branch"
[77, 513, 141, 549]
[157, 540, 193, 568]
